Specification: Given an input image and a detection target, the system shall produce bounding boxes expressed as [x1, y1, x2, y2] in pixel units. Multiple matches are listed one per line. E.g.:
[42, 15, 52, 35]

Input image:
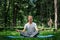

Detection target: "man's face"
[28, 16, 33, 22]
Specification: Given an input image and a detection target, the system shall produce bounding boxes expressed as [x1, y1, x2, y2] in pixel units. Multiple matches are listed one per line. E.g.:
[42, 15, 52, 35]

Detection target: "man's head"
[28, 15, 33, 23]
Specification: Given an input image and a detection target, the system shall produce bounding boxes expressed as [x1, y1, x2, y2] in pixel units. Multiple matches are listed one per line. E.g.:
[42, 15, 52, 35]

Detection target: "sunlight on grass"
[0, 31, 20, 36]
[0, 29, 60, 40]
[39, 30, 54, 36]
[0, 30, 54, 36]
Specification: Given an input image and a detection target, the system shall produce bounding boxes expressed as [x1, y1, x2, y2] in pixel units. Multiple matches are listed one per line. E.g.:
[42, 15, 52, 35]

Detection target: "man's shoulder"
[25, 22, 36, 25]
[32, 22, 36, 25]
[25, 23, 29, 25]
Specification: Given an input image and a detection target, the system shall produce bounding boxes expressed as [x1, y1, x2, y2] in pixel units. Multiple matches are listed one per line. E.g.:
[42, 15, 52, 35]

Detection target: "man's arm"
[22, 27, 26, 32]
[16, 27, 26, 32]
[22, 24, 27, 32]
[35, 26, 38, 31]
[16, 24, 26, 32]
[35, 24, 39, 31]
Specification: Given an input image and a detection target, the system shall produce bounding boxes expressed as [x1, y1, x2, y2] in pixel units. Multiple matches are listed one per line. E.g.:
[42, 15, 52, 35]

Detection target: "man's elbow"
[22, 29, 25, 32]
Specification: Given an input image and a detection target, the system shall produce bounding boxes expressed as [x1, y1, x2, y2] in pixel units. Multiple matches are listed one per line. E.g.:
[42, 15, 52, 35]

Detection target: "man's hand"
[16, 29, 20, 32]
[16, 29, 22, 32]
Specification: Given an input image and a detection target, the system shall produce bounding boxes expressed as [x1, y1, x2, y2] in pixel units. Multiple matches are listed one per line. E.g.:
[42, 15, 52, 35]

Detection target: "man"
[16, 16, 39, 37]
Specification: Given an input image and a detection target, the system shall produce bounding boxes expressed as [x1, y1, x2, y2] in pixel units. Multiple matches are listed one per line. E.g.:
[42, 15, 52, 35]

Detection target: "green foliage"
[0, 0, 60, 28]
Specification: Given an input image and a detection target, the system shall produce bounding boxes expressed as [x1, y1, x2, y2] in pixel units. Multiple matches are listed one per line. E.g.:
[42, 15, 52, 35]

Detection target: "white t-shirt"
[24, 22, 37, 34]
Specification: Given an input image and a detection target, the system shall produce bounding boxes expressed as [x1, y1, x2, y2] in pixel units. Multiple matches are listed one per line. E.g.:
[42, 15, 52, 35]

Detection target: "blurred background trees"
[0, 0, 60, 29]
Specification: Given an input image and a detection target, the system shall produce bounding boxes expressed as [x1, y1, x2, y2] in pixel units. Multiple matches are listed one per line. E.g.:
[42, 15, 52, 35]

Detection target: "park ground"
[0, 28, 60, 40]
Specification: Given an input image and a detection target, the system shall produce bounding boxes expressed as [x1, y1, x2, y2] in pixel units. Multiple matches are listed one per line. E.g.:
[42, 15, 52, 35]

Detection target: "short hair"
[28, 15, 33, 18]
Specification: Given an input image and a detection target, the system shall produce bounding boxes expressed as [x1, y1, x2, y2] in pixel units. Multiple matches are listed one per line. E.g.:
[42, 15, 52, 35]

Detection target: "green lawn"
[0, 29, 60, 40]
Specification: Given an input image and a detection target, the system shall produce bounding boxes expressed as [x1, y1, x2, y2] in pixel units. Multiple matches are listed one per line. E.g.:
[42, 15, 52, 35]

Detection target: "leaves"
[0, 0, 60, 28]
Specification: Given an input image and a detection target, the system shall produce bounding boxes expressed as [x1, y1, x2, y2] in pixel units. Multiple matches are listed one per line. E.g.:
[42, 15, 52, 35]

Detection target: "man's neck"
[28, 22, 32, 24]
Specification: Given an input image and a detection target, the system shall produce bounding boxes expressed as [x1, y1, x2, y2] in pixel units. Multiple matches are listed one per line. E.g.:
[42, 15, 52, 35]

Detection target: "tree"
[54, 0, 57, 30]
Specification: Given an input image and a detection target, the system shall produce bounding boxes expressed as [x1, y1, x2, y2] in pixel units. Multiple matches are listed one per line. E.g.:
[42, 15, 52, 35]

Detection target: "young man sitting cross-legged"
[16, 16, 39, 37]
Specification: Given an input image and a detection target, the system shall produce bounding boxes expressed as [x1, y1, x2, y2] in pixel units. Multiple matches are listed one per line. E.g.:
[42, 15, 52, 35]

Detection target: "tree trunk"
[54, 0, 57, 30]
[4, 0, 7, 28]
[13, 2, 18, 27]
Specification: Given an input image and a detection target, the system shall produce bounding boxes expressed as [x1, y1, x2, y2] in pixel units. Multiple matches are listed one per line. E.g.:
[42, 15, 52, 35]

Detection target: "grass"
[0, 29, 60, 40]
